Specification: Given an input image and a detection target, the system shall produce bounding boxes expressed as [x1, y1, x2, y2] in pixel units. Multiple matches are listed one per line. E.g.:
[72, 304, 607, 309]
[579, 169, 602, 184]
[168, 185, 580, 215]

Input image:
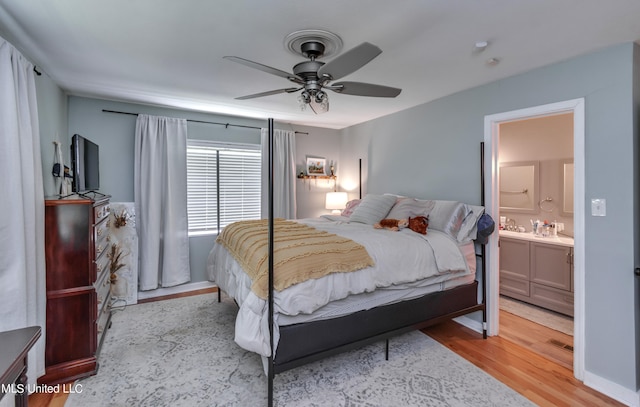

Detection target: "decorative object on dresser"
[40, 194, 112, 385]
[107, 203, 138, 306]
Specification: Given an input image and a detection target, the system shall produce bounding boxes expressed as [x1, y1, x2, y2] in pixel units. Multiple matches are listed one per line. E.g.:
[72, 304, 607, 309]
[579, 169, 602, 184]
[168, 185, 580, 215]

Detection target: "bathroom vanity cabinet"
[499, 232, 574, 316]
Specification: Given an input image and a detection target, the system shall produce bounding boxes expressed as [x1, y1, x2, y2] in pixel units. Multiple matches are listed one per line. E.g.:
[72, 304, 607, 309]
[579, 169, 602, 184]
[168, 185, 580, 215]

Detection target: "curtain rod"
[101, 109, 308, 134]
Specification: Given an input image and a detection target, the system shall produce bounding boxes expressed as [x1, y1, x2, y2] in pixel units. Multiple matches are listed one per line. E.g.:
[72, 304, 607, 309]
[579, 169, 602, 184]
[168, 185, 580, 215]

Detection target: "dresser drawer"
[96, 267, 111, 314]
[94, 249, 110, 282]
[94, 218, 110, 254]
[94, 202, 110, 224]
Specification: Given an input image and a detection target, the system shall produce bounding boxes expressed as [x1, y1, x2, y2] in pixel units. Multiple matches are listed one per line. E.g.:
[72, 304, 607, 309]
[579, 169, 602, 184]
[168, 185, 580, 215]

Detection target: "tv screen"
[71, 134, 100, 193]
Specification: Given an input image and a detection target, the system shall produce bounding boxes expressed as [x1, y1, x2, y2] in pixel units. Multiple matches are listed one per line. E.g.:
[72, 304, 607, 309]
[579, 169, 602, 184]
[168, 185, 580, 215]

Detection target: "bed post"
[480, 142, 488, 339]
[358, 158, 362, 199]
[267, 118, 275, 407]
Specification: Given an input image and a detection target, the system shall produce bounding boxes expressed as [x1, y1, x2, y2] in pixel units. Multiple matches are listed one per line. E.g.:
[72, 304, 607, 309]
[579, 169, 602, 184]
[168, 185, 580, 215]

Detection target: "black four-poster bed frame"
[249, 119, 488, 406]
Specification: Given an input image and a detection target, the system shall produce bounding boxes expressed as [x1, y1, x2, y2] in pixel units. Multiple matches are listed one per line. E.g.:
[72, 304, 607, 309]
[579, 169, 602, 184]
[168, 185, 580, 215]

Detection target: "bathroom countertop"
[499, 229, 574, 248]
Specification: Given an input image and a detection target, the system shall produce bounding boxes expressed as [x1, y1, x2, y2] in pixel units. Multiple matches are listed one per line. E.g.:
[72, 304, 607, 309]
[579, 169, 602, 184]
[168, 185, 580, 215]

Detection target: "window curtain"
[260, 128, 296, 219]
[134, 114, 190, 290]
[0, 37, 46, 386]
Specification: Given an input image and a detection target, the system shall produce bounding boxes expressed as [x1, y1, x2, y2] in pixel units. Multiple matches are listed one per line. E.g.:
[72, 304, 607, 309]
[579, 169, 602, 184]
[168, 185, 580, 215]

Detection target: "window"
[187, 140, 261, 236]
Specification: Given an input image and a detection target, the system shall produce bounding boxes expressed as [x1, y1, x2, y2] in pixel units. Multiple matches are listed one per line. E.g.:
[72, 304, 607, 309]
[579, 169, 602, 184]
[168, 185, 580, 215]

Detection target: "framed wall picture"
[306, 157, 327, 176]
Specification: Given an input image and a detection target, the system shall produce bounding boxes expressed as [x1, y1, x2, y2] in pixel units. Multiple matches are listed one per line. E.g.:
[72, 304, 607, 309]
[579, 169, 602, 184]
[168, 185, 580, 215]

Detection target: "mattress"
[207, 216, 477, 357]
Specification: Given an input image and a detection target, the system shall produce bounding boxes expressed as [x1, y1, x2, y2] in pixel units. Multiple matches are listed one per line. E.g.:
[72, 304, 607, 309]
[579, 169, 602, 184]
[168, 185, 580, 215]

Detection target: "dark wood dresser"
[39, 194, 112, 385]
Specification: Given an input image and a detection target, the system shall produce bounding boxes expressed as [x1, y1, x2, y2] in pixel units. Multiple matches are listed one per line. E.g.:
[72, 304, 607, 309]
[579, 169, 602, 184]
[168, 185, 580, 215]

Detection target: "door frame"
[483, 98, 585, 380]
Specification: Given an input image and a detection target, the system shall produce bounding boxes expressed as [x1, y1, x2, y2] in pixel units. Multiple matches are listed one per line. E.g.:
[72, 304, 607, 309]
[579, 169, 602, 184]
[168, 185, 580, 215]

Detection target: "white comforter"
[207, 216, 472, 357]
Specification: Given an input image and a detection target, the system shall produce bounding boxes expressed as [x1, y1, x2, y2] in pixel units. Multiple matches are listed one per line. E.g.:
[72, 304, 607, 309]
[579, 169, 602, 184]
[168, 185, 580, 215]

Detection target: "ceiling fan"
[224, 31, 401, 114]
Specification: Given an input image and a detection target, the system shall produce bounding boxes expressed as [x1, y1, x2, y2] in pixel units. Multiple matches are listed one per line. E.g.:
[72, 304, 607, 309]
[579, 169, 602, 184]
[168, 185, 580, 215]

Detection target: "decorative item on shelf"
[299, 157, 336, 190]
[325, 191, 348, 214]
[306, 156, 326, 176]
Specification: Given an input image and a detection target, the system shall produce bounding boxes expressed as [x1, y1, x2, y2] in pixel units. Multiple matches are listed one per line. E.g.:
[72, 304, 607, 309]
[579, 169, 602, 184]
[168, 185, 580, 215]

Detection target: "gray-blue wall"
[35, 73, 68, 197]
[341, 42, 639, 396]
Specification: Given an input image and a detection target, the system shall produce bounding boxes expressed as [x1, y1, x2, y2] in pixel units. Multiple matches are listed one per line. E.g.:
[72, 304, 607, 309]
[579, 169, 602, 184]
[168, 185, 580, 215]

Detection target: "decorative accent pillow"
[341, 199, 361, 217]
[348, 194, 397, 225]
[387, 197, 435, 220]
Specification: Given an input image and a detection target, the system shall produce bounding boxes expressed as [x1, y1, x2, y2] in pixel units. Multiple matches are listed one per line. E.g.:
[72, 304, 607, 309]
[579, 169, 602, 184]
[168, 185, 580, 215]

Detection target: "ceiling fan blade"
[224, 56, 301, 82]
[332, 81, 402, 98]
[317, 42, 382, 81]
[235, 88, 301, 100]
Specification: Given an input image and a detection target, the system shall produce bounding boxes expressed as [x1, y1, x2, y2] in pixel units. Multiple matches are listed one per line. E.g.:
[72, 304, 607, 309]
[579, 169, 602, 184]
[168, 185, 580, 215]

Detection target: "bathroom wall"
[499, 113, 574, 236]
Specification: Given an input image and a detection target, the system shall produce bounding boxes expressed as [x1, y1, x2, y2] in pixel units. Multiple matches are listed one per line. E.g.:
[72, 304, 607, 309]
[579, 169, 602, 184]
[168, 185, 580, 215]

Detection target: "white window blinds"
[187, 140, 261, 236]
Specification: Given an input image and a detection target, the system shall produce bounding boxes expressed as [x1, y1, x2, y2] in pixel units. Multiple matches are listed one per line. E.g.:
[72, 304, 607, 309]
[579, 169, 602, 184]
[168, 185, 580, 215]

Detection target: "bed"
[209, 122, 489, 406]
[207, 195, 490, 403]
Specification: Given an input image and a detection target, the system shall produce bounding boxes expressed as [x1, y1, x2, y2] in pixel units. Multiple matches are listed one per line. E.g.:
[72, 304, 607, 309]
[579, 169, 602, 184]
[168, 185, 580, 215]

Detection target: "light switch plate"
[591, 198, 606, 216]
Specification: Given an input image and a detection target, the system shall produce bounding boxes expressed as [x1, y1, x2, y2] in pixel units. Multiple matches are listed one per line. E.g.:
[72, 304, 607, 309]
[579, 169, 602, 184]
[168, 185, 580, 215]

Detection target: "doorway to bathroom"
[484, 98, 585, 379]
[497, 113, 575, 370]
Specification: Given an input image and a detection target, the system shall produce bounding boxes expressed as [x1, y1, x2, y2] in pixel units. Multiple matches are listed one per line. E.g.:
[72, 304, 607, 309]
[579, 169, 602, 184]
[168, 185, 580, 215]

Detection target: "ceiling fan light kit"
[224, 29, 401, 114]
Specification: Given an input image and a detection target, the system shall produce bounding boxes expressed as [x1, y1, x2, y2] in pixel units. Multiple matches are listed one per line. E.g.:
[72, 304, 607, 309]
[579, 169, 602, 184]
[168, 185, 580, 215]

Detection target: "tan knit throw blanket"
[216, 219, 374, 299]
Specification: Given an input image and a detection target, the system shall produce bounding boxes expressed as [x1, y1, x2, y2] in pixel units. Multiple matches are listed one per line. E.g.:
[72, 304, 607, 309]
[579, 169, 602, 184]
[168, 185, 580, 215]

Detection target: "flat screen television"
[71, 134, 100, 193]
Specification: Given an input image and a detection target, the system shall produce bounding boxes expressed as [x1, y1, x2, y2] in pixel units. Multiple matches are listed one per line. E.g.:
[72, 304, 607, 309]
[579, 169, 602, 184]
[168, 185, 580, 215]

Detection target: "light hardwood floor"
[30, 290, 623, 407]
[499, 309, 574, 370]
[423, 316, 623, 406]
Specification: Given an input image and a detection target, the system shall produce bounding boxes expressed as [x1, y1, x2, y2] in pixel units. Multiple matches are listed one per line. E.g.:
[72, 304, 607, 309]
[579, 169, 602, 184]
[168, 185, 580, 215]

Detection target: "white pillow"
[457, 204, 485, 242]
[387, 197, 435, 220]
[428, 200, 471, 239]
[348, 194, 397, 225]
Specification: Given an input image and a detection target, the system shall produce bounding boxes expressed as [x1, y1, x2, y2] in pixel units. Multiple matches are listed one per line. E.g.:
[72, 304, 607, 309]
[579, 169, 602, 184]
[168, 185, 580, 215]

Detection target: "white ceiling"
[1, 1, 640, 129]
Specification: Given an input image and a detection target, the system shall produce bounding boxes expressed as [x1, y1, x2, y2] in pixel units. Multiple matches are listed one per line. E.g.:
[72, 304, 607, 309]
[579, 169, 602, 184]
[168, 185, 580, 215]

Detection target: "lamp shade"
[325, 192, 348, 213]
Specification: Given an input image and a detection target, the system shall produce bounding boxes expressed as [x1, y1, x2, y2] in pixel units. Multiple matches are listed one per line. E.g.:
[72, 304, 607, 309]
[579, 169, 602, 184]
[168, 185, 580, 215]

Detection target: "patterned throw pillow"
[341, 199, 361, 217]
[348, 194, 397, 225]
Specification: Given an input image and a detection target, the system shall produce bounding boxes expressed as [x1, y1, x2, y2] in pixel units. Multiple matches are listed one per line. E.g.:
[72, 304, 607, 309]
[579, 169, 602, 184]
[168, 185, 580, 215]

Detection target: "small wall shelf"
[297, 174, 336, 180]
[297, 174, 337, 191]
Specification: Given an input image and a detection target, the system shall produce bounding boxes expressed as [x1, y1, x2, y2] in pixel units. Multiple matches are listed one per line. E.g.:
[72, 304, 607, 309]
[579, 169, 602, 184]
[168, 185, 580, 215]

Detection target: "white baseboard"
[453, 315, 485, 334]
[137, 281, 216, 301]
[584, 371, 639, 407]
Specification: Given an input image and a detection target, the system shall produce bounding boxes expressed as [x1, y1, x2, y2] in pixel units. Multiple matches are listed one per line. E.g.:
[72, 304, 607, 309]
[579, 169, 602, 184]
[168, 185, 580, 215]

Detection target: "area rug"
[500, 295, 574, 336]
[66, 294, 534, 407]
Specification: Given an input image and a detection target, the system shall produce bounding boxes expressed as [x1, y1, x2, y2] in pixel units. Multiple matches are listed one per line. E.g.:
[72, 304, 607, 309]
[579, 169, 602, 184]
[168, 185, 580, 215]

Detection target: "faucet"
[505, 218, 518, 231]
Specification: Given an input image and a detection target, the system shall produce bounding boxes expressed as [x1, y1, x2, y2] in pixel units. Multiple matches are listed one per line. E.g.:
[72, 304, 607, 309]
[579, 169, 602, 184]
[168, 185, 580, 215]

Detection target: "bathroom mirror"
[499, 161, 540, 213]
[561, 159, 574, 216]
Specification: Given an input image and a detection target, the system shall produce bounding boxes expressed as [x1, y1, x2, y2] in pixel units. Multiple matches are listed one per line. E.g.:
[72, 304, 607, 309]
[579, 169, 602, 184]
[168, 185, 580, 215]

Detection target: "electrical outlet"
[591, 198, 606, 216]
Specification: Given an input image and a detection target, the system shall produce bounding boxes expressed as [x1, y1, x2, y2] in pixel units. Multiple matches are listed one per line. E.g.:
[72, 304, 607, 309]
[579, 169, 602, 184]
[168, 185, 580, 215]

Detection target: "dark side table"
[0, 326, 42, 407]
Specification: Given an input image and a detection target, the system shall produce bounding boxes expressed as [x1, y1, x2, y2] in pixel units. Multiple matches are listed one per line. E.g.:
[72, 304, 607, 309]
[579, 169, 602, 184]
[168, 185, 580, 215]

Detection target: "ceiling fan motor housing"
[300, 41, 325, 59]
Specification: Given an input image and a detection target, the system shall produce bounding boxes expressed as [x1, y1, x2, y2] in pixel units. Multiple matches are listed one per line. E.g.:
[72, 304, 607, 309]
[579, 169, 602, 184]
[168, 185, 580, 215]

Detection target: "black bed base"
[272, 280, 484, 374]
